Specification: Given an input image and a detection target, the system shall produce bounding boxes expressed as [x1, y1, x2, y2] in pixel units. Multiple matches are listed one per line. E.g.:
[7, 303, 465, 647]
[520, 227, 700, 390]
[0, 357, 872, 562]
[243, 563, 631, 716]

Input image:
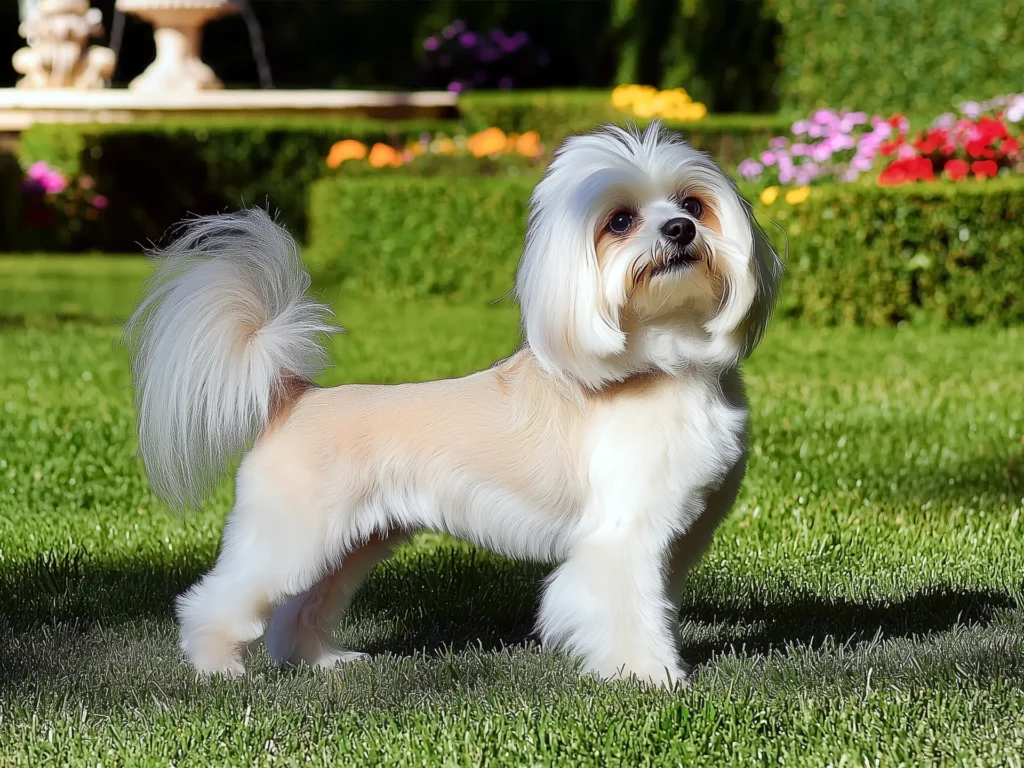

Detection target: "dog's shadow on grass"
[1, 543, 1018, 693]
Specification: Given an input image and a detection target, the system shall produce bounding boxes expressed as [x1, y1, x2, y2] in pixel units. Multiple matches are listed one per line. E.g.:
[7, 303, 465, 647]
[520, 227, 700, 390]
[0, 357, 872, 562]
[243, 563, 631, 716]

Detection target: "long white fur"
[124, 121, 782, 686]
[123, 209, 337, 510]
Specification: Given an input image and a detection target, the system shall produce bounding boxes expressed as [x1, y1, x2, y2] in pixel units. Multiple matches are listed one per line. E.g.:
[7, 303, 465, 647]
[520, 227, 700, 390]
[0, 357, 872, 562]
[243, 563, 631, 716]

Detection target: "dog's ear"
[515, 184, 626, 390]
[702, 184, 784, 363]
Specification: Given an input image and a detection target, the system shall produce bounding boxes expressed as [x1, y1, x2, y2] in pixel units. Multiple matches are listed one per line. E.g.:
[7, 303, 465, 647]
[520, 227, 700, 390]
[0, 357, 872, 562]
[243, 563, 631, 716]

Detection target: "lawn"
[1, 257, 1022, 766]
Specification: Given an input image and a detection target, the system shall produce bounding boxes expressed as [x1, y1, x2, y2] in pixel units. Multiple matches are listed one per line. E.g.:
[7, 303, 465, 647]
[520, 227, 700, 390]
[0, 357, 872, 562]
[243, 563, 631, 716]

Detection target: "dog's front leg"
[536, 525, 684, 688]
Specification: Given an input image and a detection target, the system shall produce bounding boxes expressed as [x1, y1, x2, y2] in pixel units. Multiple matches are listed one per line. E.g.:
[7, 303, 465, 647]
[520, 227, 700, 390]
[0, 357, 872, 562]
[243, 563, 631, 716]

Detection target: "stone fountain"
[116, 0, 239, 92]
[12, 0, 116, 89]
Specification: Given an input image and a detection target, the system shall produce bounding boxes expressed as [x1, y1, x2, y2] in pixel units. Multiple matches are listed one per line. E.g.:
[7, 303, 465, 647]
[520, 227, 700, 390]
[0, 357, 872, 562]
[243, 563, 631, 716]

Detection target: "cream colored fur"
[125, 122, 782, 686]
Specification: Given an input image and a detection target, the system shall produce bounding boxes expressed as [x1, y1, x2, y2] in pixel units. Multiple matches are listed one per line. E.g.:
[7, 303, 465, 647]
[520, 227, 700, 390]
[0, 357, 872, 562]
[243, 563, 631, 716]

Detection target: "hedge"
[12, 108, 789, 252]
[460, 91, 791, 163]
[15, 118, 458, 252]
[771, 0, 1024, 116]
[308, 174, 1024, 325]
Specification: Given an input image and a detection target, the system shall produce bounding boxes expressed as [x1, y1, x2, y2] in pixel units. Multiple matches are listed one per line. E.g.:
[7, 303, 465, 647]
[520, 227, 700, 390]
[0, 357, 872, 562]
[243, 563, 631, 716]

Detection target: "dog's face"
[516, 121, 782, 389]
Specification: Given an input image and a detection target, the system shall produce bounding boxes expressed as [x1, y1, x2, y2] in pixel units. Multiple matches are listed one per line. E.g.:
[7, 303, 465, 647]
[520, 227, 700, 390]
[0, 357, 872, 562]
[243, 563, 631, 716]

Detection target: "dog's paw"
[587, 660, 689, 690]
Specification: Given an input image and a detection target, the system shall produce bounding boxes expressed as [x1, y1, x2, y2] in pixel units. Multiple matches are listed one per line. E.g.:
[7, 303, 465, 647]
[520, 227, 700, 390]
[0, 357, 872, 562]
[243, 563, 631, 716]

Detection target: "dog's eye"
[608, 212, 634, 235]
[680, 197, 704, 219]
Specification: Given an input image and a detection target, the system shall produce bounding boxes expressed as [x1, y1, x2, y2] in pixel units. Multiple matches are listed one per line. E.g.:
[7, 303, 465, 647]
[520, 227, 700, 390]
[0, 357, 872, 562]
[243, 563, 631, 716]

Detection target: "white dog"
[124, 121, 782, 686]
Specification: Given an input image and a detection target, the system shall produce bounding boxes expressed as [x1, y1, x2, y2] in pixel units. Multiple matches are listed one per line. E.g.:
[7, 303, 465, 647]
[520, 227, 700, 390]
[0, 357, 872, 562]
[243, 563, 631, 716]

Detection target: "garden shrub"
[15, 118, 458, 251]
[309, 174, 1024, 325]
[770, 0, 1024, 116]
[460, 91, 791, 163]
[13, 108, 792, 251]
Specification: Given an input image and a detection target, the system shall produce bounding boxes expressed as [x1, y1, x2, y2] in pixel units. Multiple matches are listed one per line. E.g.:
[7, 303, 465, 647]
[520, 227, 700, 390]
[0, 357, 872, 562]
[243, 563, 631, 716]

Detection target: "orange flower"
[515, 131, 542, 158]
[467, 127, 507, 158]
[326, 139, 367, 168]
[368, 143, 403, 168]
[435, 137, 456, 155]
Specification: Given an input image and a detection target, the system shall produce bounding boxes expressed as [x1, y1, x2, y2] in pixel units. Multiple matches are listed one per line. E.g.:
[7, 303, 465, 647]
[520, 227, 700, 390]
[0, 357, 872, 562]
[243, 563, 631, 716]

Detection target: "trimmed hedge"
[461, 91, 791, 164]
[15, 118, 458, 251]
[761, 179, 1024, 325]
[12, 107, 790, 252]
[771, 0, 1024, 116]
[308, 174, 1024, 325]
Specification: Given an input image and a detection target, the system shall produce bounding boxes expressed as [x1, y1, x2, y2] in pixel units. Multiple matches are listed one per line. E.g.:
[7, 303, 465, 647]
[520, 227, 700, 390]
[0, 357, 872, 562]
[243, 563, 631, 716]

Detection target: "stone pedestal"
[12, 0, 115, 89]
[116, 0, 238, 92]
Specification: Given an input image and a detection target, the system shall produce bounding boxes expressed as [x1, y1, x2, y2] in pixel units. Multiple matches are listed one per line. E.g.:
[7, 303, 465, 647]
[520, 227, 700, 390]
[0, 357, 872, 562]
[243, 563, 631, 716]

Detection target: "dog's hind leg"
[174, 460, 339, 677]
[265, 532, 406, 669]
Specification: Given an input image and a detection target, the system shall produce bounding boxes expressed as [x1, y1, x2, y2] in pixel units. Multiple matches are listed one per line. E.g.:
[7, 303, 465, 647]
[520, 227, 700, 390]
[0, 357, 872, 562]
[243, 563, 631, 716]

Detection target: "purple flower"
[447, 81, 464, 93]
[511, 31, 529, 47]
[498, 77, 514, 90]
[812, 109, 837, 125]
[933, 112, 956, 128]
[423, 36, 440, 51]
[778, 154, 794, 174]
[811, 144, 833, 163]
[738, 159, 764, 179]
[459, 32, 478, 48]
[450, 20, 466, 34]
[851, 155, 873, 172]
[792, 120, 809, 136]
[769, 137, 789, 150]
[778, 166, 795, 184]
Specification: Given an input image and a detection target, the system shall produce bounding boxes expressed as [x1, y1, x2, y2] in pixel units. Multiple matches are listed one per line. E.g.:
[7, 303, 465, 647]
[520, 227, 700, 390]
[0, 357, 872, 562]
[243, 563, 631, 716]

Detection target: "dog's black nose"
[661, 217, 696, 245]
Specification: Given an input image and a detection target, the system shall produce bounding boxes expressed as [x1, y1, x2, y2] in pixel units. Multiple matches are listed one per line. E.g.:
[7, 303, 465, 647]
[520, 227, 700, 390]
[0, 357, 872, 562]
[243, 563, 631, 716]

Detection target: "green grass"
[1, 257, 1023, 766]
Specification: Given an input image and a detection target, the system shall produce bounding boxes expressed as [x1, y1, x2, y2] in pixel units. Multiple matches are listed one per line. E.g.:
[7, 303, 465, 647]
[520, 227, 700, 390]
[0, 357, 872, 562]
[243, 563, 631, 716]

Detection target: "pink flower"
[91, 194, 108, 209]
[738, 159, 764, 178]
[811, 144, 833, 162]
[790, 143, 809, 157]
[423, 36, 440, 51]
[896, 144, 917, 160]
[760, 151, 776, 166]
[792, 120, 809, 136]
[769, 137, 789, 149]
[962, 101, 982, 119]
[812, 109, 837, 125]
[851, 155, 873, 172]
[41, 169, 66, 194]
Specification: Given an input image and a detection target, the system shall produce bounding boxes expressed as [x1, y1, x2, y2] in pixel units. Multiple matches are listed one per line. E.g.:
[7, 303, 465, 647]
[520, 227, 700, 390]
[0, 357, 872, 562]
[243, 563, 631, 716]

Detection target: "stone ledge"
[0, 88, 460, 130]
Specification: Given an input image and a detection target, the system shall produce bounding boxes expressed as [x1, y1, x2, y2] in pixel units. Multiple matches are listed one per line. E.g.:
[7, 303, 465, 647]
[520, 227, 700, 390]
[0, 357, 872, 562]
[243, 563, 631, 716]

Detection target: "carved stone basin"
[116, 0, 238, 92]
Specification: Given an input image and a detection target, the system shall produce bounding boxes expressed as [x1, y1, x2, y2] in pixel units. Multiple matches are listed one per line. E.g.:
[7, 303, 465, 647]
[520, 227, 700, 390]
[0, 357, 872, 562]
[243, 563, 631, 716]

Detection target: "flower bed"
[740, 95, 1024, 191]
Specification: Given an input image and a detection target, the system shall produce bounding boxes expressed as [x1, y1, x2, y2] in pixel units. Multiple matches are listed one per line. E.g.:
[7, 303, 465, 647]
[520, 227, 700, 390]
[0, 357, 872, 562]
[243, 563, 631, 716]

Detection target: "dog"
[124, 120, 782, 686]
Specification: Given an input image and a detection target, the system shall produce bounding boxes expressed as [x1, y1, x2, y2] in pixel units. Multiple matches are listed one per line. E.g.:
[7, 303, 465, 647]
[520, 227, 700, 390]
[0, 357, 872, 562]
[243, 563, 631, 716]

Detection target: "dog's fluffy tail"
[123, 208, 337, 511]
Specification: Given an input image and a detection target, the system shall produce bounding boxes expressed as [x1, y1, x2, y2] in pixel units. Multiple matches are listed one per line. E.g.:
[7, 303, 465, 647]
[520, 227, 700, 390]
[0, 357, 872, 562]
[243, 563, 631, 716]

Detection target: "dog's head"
[515, 121, 783, 389]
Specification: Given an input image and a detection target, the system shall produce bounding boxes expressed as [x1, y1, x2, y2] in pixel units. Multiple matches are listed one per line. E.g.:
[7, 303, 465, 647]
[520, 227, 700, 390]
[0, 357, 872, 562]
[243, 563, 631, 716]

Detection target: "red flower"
[1002, 136, 1020, 156]
[879, 156, 934, 186]
[971, 159, 998, 179]
[964, 138, 995, 158]
[880, 135, 905, 156]
[944, 159, 969, 181]
[977, 117, 1008, 142]
[913, 128, 949, 156]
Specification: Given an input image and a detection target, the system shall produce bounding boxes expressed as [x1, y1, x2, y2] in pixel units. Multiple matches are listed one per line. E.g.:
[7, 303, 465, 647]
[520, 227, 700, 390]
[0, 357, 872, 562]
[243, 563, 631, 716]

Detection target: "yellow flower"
[785, 186, 811, 205]
[611, 84, 656, 110]
[467, 127, 507, 158]
[368, 143, 403, 168]
[760, 186, 780, 205]
[435, 137, 456, 155]
[326, 139, 367, 169]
